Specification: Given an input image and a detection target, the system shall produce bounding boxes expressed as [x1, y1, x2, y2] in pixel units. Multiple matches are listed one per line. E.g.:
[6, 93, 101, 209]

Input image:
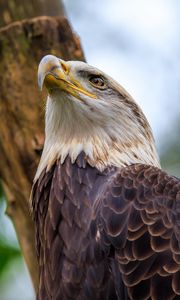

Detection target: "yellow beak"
[38, 55, 96, 100]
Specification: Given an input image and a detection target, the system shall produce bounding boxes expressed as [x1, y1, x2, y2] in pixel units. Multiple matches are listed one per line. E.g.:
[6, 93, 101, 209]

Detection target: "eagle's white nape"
[35, 57, 160, 181]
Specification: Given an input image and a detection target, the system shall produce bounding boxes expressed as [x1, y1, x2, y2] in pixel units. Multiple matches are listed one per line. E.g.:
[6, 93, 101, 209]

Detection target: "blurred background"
[0, 0, 179, 299]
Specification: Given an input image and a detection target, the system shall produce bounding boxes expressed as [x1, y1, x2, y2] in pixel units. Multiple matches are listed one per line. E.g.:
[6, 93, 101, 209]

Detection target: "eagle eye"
[89, 75, 105, 88]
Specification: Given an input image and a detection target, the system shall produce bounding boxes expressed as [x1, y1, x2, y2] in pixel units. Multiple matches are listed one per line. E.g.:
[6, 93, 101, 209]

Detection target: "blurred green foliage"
[0, 236, 21, 277]
[0, 186, 21, 277]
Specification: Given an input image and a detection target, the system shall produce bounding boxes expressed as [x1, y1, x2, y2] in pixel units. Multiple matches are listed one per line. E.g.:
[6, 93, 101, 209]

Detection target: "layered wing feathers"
[100, 164, 180, 300]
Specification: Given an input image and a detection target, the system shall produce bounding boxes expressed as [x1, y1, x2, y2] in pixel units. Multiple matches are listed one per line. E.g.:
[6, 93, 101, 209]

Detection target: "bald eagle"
[31, 55, 180, 300]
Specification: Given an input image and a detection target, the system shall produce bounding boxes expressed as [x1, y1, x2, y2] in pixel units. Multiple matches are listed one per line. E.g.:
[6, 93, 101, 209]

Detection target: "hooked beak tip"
[37, 54, 60, 90]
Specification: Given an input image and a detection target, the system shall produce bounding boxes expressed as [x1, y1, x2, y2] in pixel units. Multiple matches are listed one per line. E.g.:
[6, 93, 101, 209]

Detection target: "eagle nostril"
[60, 60, 69, 74]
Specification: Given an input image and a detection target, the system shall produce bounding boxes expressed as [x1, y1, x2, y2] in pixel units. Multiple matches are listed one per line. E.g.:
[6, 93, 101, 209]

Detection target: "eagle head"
[35, 55, 160, 180]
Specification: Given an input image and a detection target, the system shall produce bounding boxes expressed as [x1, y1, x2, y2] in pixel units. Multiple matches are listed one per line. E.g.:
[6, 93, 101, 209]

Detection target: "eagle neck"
[34, 95, 160, 181]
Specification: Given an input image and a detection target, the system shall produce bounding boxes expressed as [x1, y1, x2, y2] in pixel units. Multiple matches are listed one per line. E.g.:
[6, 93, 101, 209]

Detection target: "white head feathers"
[35, 55, 160, 181]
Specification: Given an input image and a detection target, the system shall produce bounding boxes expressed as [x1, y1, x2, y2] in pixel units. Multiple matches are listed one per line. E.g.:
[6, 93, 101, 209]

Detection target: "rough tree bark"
[0, 13, 85, 293]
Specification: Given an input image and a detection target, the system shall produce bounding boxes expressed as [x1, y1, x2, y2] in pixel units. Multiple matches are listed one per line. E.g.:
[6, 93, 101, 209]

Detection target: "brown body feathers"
[31, 153, 180, 300]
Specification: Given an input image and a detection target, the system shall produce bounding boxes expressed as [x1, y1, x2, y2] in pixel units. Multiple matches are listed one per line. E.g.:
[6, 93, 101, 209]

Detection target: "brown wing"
[31, 154, 124, 300]
[100, 164, 180, 300]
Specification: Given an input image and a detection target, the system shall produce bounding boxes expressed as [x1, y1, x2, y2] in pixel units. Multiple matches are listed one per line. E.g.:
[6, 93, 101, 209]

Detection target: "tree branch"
[0, 15, 85, 291]
[0, 0, 65, 27]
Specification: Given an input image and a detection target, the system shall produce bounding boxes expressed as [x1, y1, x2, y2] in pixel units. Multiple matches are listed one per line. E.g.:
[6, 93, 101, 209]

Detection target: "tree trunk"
[0, 15, 85, 292]
[0, 0, 65, 27]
